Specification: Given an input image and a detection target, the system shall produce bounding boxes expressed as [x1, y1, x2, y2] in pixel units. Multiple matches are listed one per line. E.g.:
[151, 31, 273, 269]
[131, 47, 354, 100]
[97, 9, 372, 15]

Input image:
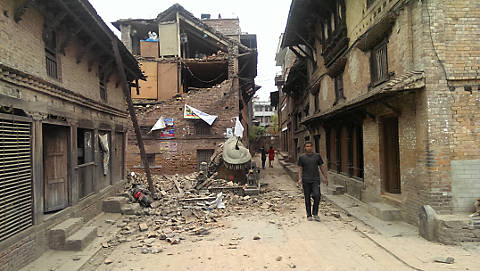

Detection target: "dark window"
[44, 29, 58, 79]
[314, 135, 320, 153]
[370, 41, 388, 86]
[99, 65, 107, 102]
[195, 120, 211, 135]
[77, 129, 94, 165]
[334, 73, 344, 104]
[141, 154, 155, 167]
[314, 92, 319, 112]
[326, 124, 363, 179]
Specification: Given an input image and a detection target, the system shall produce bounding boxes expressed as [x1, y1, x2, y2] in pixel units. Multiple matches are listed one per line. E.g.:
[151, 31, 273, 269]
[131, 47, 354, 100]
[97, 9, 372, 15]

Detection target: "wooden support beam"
[383, 102, 400, 115]
[76, 40, 96, 64]
[104, 60, 116, 83]
[14, 0, 32, 23]
[87, 53, 97, 72]
[112, 40, 154, 195]
[59, 27, 82, 55]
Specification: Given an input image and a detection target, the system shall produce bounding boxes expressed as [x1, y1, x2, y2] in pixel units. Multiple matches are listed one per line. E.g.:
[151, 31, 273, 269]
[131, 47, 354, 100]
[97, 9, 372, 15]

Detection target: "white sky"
[89, 0, 292, 101]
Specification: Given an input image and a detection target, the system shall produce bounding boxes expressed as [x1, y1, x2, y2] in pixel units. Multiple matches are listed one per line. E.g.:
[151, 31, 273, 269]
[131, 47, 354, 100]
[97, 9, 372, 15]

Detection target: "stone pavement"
[277, 151, 480, 270]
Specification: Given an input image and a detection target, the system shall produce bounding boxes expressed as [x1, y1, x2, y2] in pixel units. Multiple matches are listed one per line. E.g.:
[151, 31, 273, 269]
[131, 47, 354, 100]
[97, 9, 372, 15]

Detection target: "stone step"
[328, 185, 345, 195]
[48, 217, 84, 249]
[368, 202, 402, 221]
[121, 203, 141, 215]
[102, 196, 129, 213]
[64, 226, 97, 251]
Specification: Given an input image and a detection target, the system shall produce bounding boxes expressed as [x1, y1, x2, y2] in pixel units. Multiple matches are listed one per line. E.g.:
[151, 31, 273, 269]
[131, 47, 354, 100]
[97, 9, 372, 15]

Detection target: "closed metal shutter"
[0, 118, 33, 242]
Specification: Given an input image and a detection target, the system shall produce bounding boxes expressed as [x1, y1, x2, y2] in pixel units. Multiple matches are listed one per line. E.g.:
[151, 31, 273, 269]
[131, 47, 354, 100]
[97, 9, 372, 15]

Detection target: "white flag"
[149, 116, 166, 133]
[234, 117, 244, 137]
[185, 104, 217, 126]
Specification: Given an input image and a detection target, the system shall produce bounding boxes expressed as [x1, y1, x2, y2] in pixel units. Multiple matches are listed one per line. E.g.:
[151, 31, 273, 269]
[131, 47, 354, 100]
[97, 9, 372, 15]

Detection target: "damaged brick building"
[114, 4, 258, 175]
[280, 0, 480, 243]
[0, 0, 143, 270]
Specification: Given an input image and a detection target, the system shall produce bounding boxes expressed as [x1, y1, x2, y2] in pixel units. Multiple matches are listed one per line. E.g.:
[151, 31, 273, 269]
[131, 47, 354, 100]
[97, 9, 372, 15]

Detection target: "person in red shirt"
[267, 146, 275, 168]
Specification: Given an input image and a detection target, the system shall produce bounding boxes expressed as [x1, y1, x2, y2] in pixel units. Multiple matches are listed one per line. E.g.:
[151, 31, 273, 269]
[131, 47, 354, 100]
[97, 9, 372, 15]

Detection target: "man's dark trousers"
[302, 181, 320, 217]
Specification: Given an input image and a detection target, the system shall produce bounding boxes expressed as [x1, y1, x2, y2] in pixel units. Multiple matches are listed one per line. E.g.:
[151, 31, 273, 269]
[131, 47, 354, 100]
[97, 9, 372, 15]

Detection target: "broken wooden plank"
[179, 197, 216, 202]
[173, 178, 184, 196]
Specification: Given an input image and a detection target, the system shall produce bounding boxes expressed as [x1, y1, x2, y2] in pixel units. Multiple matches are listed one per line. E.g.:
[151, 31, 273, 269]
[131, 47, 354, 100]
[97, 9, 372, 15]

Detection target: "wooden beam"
[104, 60, 116, 83]
[383, 102, 400, 115]
[59, 27, 82, 55]
[76, 40, 96, 64]
[112, 40, 154, 195]
[14, 0, 32, 23]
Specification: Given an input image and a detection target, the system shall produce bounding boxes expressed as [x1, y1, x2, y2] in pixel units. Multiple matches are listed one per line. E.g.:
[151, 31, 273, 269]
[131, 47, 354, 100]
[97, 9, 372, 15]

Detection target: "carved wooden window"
[370, 40, 388, 86]
[99, 64, 107, 102]
[44, 29, 58, 79]
[334, 73, 344, 104]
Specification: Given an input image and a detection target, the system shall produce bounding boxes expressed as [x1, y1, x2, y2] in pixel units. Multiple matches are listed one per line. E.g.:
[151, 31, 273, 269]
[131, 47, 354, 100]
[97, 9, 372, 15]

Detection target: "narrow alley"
[2, 0, 480, 270]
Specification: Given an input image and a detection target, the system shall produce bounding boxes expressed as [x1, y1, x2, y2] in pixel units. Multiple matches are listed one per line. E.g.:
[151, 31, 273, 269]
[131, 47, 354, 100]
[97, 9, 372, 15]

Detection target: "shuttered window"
[0, 117, 33, 242]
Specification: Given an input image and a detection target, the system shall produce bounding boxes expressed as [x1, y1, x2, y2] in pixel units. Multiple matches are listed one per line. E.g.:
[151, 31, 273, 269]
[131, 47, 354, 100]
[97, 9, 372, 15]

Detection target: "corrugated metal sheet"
[0, 118, 33, 242]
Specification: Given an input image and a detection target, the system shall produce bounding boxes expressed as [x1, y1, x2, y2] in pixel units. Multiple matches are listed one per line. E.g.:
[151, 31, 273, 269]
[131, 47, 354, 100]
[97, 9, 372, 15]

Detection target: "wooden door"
[382, 117, 401, 194]
[112, 132, 125, 183]
[43, 125, 68, 212]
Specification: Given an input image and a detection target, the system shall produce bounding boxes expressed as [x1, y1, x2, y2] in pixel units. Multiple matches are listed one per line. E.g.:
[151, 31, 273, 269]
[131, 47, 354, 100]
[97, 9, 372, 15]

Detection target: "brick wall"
[203, 19, 241, 41]
[127, 79, 239, 174]
[0, 0, 125, 110]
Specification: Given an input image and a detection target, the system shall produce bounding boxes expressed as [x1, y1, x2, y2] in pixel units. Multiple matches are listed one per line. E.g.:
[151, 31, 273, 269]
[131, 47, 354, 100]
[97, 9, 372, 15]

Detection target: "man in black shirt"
[297, 142, 328, 221]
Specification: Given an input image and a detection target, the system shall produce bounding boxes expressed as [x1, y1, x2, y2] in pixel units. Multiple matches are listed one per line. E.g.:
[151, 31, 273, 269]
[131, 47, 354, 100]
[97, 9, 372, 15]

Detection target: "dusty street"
[69, 158, 475, 271]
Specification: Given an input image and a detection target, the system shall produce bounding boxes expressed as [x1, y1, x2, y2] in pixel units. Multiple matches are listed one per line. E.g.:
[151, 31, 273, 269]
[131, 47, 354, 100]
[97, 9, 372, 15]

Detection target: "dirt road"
[85, 160, 417, 271]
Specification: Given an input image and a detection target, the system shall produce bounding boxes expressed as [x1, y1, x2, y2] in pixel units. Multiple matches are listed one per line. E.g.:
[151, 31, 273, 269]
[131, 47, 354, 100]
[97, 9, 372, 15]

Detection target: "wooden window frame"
[44, 29, 58, 79]
[334, 73, 345, 105]
[370, 40, 389, 87]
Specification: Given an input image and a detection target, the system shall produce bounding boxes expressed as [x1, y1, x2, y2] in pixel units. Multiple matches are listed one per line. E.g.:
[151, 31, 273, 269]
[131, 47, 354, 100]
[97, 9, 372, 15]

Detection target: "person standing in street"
[297, 142, 328, 221]
[268, 146, 275, 168]
[260, 146, 267, 169]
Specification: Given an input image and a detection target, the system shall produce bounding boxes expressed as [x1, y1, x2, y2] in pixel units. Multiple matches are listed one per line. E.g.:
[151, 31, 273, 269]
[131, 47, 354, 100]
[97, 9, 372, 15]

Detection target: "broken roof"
[112, 3, 252, 53]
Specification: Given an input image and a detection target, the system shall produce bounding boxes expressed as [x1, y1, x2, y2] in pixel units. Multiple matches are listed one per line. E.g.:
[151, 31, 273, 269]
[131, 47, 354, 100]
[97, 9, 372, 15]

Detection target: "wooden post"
[111, 40, 155, 194]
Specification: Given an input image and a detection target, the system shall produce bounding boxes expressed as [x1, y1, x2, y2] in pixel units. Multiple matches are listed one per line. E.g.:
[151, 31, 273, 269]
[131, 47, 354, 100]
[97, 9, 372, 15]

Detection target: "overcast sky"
[89, 0, 292, 101]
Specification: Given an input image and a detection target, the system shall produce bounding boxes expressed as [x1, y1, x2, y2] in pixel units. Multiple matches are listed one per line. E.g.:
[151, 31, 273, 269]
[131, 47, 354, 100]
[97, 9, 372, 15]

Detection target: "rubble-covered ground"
[80, 159, 480, 271]
[81, 161, 411, 271]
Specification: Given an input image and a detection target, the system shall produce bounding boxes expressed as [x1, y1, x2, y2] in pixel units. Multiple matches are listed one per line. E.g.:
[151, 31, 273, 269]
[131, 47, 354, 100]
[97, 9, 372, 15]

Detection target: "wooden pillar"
[112, 40, 155, 194]
[32, 115, 44, 224]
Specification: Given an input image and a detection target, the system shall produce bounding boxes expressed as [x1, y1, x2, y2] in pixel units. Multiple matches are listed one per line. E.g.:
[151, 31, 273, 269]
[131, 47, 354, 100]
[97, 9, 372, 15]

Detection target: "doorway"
[43, 124, 69, 212]
[381, 117, 401, 194]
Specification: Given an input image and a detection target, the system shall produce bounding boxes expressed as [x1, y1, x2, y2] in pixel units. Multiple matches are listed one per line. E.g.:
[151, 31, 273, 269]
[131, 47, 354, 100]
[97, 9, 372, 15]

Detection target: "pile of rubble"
[102, 171, 300, 254]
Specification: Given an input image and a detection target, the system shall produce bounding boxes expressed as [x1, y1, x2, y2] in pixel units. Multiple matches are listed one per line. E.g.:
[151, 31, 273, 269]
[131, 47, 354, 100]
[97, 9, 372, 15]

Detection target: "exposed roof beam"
[179, 15, 229, 47]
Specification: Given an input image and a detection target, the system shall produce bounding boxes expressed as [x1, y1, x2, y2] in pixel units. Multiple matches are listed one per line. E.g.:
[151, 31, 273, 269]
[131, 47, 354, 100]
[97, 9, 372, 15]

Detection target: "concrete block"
[328, 185, 345, 195]
[65, 226, 97, 251]
[419, 205, 437, 241]
[102, 196, 129, 213]
[48, 217, 84, 249]
[121, 203, 141, 215]
[368, 202, 402, 221]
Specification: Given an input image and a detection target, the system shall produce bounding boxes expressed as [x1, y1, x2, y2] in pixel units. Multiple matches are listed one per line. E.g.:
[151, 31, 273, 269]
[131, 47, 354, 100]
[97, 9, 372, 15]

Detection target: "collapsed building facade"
[280, 0, 480, 243]
[114, 4, 258, 175]
[0, 0, 143, 269]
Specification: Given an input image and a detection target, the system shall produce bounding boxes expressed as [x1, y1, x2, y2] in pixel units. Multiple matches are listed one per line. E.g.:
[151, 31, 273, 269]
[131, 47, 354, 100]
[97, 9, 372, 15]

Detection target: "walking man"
[297, 142, 328, 221]
[260, 146, 267, 169]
